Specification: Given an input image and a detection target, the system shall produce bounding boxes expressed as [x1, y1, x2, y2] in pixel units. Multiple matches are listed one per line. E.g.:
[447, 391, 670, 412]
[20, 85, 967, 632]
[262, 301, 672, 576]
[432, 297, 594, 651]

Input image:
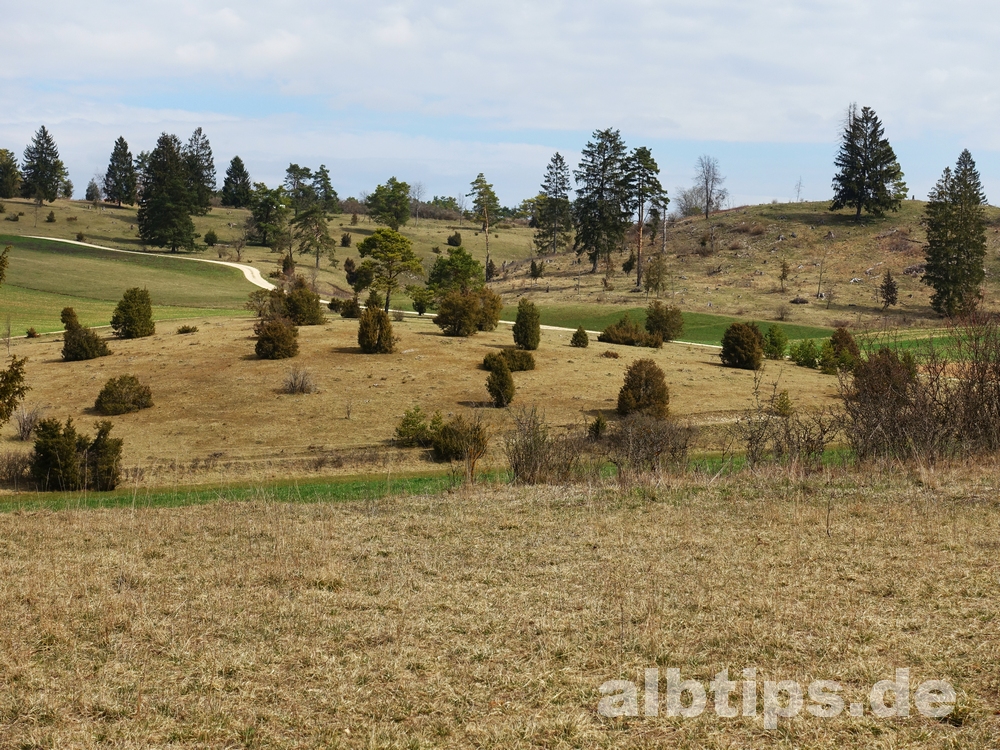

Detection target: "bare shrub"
[0, 451, 31, 486]
[504, 407, 588, 485]
[609, 414, 694, 486]
[282, 368, 317, 394]
[14, 404, 43, 441]
[432, 414, 490, 482]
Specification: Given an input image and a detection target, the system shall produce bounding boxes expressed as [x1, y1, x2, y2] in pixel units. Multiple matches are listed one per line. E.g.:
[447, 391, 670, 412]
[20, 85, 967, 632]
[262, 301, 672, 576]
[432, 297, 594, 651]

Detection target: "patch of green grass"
[501, 303, 833, 345]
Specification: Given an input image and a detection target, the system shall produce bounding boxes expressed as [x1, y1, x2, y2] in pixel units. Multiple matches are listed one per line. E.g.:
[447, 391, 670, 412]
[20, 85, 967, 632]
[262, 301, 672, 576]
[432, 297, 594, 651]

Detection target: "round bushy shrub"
[598, 313, 662, 348]
[720, 322, 764, 370]
[830, 326, 860, 371]
[95, 374, 153, 415]
[512, 298, 541, 350]
[110, 287, 155, 339]
[434, 288, 503, 337]
[255, 318, 299, 359]
[484, 349, 535, 373]
[285, 285, 325, 325]
[340, 296, 362, 318]
[764, 324, 788, 360]
[486, 359, 515, 407]
[617, 358, 670, 418]
[645, 301, 684, 342]
[790, 339, 820, 369]
[204, 229, 218, 247]
[61, 307, 111, 361]
[446, 231, 462, 247]
[571, 327, 589, 348]
[358, 307, 396, 353]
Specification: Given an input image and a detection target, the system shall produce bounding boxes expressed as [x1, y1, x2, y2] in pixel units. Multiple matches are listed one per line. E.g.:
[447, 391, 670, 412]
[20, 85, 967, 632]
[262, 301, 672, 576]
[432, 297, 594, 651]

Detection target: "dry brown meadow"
[0, 466, 997, 747]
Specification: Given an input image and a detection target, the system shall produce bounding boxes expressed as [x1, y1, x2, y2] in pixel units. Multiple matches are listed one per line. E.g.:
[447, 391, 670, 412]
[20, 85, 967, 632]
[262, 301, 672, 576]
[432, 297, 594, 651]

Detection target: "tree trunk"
[636, 203, 644, 287]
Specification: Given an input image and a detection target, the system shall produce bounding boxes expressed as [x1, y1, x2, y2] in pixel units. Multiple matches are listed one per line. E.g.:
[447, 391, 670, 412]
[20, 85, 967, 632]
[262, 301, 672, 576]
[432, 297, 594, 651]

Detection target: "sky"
[3, 1, 1000, 208]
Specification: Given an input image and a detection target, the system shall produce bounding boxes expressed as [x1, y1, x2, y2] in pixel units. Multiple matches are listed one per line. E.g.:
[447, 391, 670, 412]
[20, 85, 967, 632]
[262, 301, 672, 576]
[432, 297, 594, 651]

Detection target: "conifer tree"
[312, 165, 339, 213]
[831, 104, 906, 221]
[221, 155, 252, 208]
[468, 173, 500, 269]
[533, 153, 573, 256]
[923, 150, 988, 316]
[20, 126, 67, 205]
[183, 127, 216, 215]
[104, 136, 137, 206]
[626, 146, 667, 287]
[137, 133, 196, 252]
[0, 149, 21, 199]
[573, 128, 632, 273]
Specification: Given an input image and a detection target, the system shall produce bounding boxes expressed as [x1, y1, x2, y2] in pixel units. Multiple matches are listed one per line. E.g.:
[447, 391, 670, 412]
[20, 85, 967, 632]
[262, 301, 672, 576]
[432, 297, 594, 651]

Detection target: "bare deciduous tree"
[695, 155, 728, 219]
[409, 181, 425, 225]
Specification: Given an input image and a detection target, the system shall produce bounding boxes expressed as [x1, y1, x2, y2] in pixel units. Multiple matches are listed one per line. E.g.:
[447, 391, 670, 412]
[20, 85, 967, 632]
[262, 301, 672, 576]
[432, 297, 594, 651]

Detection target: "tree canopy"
[923, 149, 988, 317]
[468, 173, 500, 270]
[427, 246, 485, 296]
[357, 228, 424, 311]
[366, 177, 411, 230]
[831, 104, 906, 220]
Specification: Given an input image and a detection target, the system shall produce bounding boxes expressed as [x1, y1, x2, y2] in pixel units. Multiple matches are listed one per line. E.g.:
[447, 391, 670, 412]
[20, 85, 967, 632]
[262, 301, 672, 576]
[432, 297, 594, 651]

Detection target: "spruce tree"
[831, 104, 906, 221]
[104, 136, 137, 206]
[221, 155, 252, 208]
[20, 126, 67, 204]
[878, 270, 898, 311]
[183, 127, 216, 215]
[0, 149, 21, 199]
[312, 164, 339, 213]
[573, 128, 632, 273]
[533, 153, 573, 256]
[923, 150, 988, 317]
[137, 133, 196, 252]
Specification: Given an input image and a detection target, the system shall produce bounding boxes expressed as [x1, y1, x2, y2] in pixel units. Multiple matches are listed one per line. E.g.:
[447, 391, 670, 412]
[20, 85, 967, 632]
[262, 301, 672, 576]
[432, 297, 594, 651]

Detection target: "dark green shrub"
[327, 297, 345, 313]
[486, 359, 515, 407]
[446, 231, 462, 247]
[358, 307, 396, 353]
[75, 231, 85, 242]
[285, 285, 325, 325]
[432, 415, 488, 466]
[364, 289, 384, 311]
[61, 307, 111, 361]
[204, 229, 218, 247]
[645, 301, 684, 342]
[45, 210, 55, 223]
[483, 349, 535, 373]
[395, 405, 442, 447]
[720, 322, 763, 370]
[177, 325, 198, 334]
[790, 339, 820, 369]
[434, 288, 503, 337]
[764, 325, 788, 360]
[0, 356, 28, 428]
[340, 296, 362, 318]
[819, 341, 840, 375]
[254, 318, 299, 359]
[830, 327, 860, 371]
[571, 327, 589, 348]
[95, 375, 153, 415]
[512, 298, 541, 350]
[617, 358, 670, 418]
[598, 313, 663, 348]
[408, 285, 434, 316]
[31, 418, 122, 491]
[25, 328, 39, 339]
[340, 232, 352, 247]
[588, 412, 607, 440]
[110, 287, 155, 339]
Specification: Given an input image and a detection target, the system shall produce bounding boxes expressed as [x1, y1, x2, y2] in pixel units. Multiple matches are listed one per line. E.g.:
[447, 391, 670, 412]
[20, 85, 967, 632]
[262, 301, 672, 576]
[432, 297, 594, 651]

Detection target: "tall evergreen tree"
[20, 126, 67, 204]
[533, 153, 573, 256]
[0, 149, 21, 199]
[183, 127, 216, 215]
[312, 165, 339, 213]
[831, 104, 906, 221]
[626, 146, 667, 287]
[573, 128, 632, 273]
[468, 173, 500, 270]
[284, 164, 316, 216]
[221, 155, 252, 208]
[137, 133, 196, 252]
[103, 136, 137, 206]
[248, 182, 291, 248]
[366, 177, 411, 231]
[357, 228, 424, 312]
[292, 204, 336, 268]
[922, 150, 988, 317]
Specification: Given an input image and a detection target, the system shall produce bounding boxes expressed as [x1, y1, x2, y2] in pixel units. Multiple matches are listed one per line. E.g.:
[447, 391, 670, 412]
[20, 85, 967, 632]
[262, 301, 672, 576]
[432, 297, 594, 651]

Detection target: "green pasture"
[0, 235, 253, 332]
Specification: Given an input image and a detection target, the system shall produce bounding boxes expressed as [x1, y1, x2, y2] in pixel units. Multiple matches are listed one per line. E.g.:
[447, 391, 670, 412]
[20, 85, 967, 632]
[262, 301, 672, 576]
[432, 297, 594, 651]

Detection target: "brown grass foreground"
[1, 465, 997, 747]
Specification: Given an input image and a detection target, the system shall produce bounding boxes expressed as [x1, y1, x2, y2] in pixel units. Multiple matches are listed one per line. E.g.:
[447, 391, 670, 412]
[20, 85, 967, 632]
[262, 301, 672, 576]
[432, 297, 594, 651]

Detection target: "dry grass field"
[1, 313, 838, 487]
[0, 466, 997, 747]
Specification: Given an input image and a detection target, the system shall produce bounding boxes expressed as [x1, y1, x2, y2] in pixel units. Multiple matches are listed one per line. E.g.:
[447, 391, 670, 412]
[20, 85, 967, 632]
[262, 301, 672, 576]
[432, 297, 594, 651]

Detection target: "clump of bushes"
[204, 229, 218, 247]
[328, 295, 362, 318]
[434, 288, 503, 337]
[763, 325, 788, 360]
[446, 231, 462, 247]
[598, 313, 662, 348]
[790, 339, 819, 368]
[644, 301, 684, 342]
[15, 405, 43, 441]
[95, 375, 153, 415]
[504, 407, 589, 484]
[247, 280, 324, 326]
[358, 307, 396, 353]
[254, 318, 299, 359]
[282, 368, 317, 394]
[61, 307, 111, 361]
[395, 405, 443, 447]
[177, 324, 198, 334]
[483, 349, 535, 372]
[31, 418, 122, 491]
[571, 327, 589, 348]
[617, 358, 670, 418]
[512, 298, 541, 350]
[720, 322, 763, 370]
[431, 414, 489, 479]
[609, 414, 694, 484]
[486, 358, 515, 407]
[111, 287, 155, 338]
[25, 327, 39, 339]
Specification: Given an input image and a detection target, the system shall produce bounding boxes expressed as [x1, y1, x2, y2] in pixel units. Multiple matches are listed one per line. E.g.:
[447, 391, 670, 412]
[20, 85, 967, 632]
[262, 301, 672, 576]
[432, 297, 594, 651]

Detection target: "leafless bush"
[504, 407, 590, 485]
[282, 368, 317, 394]
[608, 414, 694, 486]
[14, 404, 43, 441]
[0, 451, 31, 486]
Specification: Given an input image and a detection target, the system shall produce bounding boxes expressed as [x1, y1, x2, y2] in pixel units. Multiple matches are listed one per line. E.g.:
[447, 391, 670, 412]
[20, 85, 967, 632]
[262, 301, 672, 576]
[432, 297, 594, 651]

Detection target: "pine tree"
[20, 126, 67, 204]
[312, 165, 339, 213]
[104, 136, 137, 206]
[183, 127, 216, 215]
[573, 128, 632, 273]
[468, 173, 500, 269]
[923, 150, 988, 317]
[284, 164, 316, 216]
[533, 153, 573, 256]
[831, 104, 906, 221]
[221, 156, 252, 208]
[137, 133, 196, 252]
[626, 146, 667, 287]
[366, 176, 410, 230]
